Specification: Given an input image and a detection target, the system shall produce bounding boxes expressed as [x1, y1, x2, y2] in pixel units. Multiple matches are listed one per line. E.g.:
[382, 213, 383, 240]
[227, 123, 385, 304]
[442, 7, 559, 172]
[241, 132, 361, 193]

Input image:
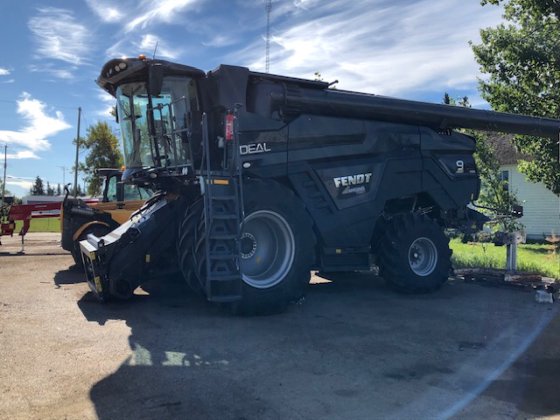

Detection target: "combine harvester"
[80, 56, 560, 314]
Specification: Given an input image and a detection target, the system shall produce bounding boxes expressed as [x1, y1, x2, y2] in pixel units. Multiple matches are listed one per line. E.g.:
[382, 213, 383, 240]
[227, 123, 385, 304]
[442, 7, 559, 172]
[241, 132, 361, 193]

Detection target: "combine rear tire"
[195, 180, 316, 315]
[378, 213, 451, 293]
[177, 199, 205, 295]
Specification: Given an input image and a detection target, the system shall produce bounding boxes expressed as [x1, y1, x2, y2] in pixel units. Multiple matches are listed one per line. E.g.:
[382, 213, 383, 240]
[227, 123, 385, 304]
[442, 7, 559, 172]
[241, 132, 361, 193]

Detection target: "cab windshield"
[116, 76, 199, 170]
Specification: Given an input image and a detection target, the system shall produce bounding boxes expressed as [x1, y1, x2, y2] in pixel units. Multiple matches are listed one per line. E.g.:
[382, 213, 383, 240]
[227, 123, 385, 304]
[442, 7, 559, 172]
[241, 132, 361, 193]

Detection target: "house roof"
[485, 133, 529, 165]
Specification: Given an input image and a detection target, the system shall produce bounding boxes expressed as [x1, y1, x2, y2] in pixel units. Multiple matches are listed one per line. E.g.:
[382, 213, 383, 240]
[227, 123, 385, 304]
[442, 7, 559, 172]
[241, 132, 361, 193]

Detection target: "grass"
[450, 238, 560, 280]
[14, 218, 61, 233]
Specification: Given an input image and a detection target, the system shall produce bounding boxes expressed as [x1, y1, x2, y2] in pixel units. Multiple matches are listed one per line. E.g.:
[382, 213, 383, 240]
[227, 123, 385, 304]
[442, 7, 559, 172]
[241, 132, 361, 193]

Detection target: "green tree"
[471, 0, 560, 194]
[0, 179, 10, 200]
[31, 176, 45, 195]
[46, 181, 55, 196]
[56, 183, 62, 196]
[472, 132, 522, 231]
[80, 122, 123, 196]
[67, 184, 85, 197]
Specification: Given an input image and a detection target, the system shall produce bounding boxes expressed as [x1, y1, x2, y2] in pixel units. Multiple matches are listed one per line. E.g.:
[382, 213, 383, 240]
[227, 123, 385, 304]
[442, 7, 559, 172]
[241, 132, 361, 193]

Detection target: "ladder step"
[211, 214, 238, 220]
[208, 274, 242, 282]
[209, 233, 238, 240]
[203, 170, 242, 302]
[211, 194, 236, 200]
[209, 252, 238, 260]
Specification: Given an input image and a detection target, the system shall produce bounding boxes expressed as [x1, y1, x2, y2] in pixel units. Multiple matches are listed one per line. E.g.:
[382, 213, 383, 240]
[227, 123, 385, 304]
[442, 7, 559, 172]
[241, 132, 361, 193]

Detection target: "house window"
[500, 170, 509, 192]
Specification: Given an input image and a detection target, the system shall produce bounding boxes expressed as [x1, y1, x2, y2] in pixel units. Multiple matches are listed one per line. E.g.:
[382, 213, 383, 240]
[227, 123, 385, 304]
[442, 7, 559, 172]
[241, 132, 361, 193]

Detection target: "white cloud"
[293, 0, 320, 10]
[6, 179, 34, 190]
[6, 151, 39, 160]
[96, 105, 116, 118]
[125, 0, 198, 32]
[98, 91, 115, 104]
[1, 79, 15, 84]
[0, 92, 71, 159]
[105, 34, 180, 61]
[230, 0, 503, 97]
[28, 8, 90, 66]
[137, 34, 179, 59]
[202, 35, 238, 48]
[85, 0, 123, 23]
[29, 64, 77, 80]
[0, 68, 10, 76]
[105, 40, 127, 59]
[95, 91, 117, 117]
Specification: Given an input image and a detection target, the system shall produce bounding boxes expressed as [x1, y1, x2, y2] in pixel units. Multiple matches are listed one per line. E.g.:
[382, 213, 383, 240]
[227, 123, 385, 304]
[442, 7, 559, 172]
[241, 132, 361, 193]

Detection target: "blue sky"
[0, 0, 504, 197]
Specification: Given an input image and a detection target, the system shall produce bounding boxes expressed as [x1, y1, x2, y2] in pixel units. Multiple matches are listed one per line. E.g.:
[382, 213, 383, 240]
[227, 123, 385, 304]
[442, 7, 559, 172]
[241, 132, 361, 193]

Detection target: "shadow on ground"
[54, 267, 84, 286]
[78, 274, 560, 420]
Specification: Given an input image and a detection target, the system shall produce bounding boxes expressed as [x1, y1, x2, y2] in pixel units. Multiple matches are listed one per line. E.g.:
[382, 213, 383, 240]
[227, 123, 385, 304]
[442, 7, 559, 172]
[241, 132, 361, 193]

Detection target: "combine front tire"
[195, 180, 316, 315]
[236, 182, 316, 314]
[378, 213, 451, 293]
[177, 199, 205, 295]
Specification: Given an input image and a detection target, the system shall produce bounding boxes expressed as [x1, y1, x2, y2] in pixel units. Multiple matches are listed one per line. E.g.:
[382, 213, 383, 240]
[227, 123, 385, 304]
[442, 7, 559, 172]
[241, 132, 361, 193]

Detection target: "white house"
[490, 135, 560, 240]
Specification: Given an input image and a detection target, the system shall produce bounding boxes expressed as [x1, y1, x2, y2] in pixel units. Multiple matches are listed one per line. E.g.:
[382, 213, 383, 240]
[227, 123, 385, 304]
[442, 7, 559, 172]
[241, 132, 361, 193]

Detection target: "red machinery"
[0, 202, 62, 251]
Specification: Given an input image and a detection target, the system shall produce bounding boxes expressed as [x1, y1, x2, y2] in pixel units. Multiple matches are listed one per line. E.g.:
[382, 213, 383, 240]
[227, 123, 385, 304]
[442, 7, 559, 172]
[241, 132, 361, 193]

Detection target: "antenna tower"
[265, 0, 272, 73]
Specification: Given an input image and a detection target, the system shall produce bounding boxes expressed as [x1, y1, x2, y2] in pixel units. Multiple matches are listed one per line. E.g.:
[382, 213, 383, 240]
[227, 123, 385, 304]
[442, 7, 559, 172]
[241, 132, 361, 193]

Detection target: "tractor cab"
[97, 57, 205, 188]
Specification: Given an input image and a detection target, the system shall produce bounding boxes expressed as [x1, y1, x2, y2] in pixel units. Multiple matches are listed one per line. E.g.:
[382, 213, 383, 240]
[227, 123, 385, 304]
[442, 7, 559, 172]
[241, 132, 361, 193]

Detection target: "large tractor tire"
[194, 180, 316, 315]
[72, 224, 111, 269]
[378, 213, 452, 293]
[177, 199, 205, 295]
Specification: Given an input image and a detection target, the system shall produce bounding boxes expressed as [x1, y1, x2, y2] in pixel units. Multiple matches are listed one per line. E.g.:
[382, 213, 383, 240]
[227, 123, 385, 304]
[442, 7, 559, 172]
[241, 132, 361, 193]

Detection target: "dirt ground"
[0, 233, 559, 420]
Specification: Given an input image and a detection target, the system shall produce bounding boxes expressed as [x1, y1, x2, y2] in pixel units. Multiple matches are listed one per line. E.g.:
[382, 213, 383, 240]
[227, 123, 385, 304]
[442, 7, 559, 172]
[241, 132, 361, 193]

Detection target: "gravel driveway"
[0, 233, 558, 419]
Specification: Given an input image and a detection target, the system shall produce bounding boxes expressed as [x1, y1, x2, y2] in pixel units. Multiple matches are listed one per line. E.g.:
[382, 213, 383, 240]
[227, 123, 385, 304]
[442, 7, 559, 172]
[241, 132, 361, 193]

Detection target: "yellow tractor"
[61, 168, 151, 267]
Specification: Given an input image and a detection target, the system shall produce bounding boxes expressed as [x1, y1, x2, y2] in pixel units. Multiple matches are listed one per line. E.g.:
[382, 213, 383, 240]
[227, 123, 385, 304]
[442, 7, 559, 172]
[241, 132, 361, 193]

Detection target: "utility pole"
[1, 144, 6, 207]
[73, 107, 81, 197]
[57, 166, 66, 187]
[265, 0, 272, 73]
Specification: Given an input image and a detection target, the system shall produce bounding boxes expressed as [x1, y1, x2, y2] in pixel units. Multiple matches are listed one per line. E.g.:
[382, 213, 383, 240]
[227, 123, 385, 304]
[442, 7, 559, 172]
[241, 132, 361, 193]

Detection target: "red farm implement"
[0, 202, 62, 252]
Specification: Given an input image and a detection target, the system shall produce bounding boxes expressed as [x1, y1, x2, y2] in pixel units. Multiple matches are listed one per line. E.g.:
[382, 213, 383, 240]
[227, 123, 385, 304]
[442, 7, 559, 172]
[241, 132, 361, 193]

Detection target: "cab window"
[106, 176, 118, 202]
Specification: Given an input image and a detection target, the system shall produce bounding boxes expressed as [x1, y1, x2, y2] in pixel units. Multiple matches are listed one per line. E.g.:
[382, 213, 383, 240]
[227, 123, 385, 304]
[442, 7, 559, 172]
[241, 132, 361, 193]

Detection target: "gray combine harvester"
[80, 56, 560, 314]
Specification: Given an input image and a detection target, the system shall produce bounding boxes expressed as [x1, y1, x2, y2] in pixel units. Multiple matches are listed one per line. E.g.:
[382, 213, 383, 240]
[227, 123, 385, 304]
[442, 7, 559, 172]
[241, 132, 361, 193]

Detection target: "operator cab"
[97, 57, 205, 186]
[95, 168, 152, 202]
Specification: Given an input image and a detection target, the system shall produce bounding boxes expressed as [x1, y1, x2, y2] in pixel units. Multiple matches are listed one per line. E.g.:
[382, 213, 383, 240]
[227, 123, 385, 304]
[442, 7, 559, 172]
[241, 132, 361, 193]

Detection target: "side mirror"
[116, 182, 125, 202]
